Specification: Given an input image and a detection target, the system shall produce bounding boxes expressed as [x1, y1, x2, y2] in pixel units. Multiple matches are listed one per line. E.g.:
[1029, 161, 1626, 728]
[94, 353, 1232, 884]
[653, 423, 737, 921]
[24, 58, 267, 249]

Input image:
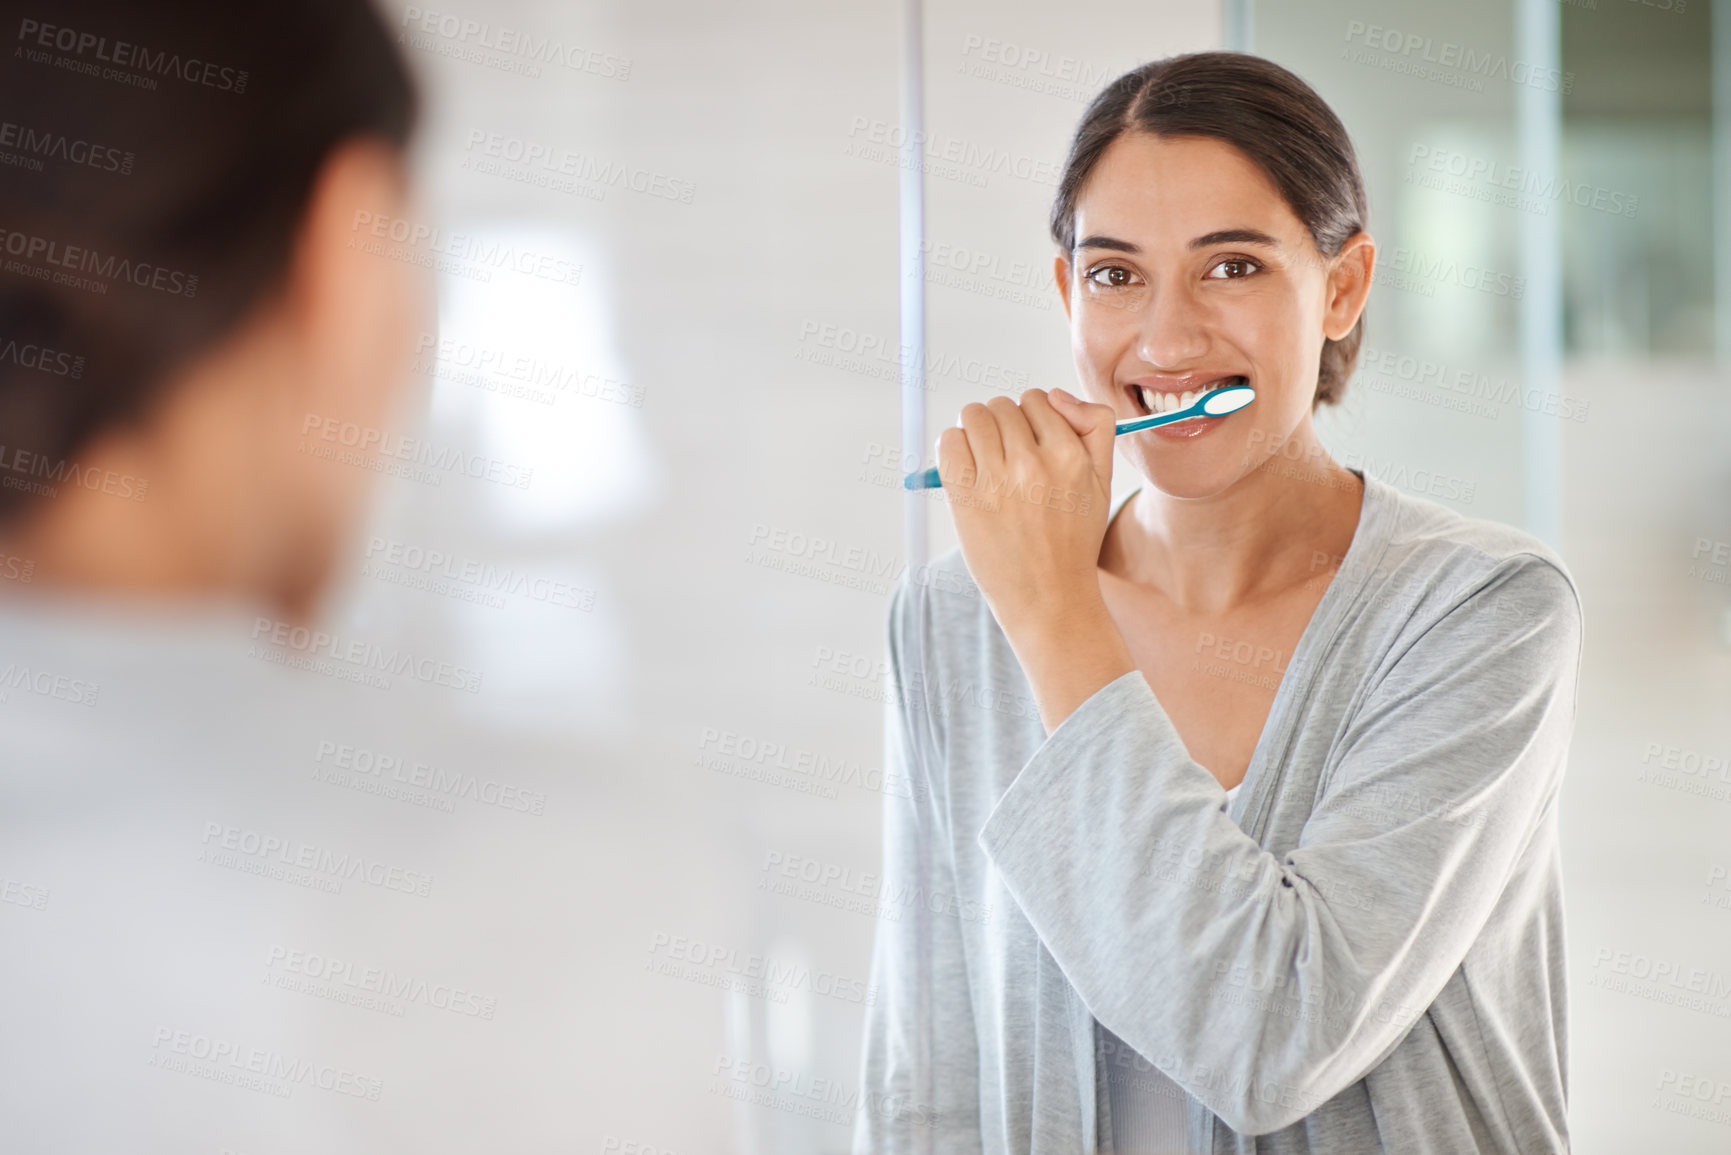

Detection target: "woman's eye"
[1207, 258, 1260, 280]
[1085, 265, 1139, 288]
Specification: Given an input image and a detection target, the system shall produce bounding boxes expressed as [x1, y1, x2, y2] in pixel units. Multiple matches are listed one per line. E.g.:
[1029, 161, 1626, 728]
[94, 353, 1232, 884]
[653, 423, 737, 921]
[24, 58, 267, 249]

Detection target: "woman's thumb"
[1050, 388, 1116, 482]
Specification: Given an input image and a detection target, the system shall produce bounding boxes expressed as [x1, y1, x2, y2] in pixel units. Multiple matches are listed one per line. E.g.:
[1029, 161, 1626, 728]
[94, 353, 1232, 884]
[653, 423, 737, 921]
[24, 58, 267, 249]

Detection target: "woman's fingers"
[1019, 389, 1080, 450]
[958, 401, 1007, 473]
[935, 425, 977, 489]
[1050, 387, 1119, 486]
[941, 390, 1112, 499]
[983, 394, 1038, 459]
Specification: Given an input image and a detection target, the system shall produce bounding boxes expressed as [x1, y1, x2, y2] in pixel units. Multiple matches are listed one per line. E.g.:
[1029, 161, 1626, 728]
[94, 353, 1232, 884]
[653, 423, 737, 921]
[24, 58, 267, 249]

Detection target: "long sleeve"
[853, 578, 984, 1153]
[975, 555, 1583, 1137]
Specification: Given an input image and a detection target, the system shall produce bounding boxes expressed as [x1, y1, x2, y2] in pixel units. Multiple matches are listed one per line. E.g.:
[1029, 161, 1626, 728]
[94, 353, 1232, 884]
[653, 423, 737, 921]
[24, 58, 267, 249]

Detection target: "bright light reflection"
[432, 223, 660, 536]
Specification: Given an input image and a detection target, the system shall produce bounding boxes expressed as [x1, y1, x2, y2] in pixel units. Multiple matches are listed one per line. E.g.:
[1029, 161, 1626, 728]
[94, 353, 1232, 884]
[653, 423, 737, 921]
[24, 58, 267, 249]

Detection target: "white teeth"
[1135, 385, 1227, 414]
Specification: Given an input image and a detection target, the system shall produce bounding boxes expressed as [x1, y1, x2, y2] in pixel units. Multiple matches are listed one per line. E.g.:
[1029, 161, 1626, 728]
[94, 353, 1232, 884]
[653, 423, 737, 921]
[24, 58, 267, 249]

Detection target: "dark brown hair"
[0, 0, 416, 524]
[1049, 51, 1368, 407]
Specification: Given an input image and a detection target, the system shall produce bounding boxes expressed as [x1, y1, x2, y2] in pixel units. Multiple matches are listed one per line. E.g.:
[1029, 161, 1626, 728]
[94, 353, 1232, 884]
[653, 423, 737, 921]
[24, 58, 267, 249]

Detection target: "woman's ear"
[1322, 232, 1375, 341]
[1053, 254, 1074, 320]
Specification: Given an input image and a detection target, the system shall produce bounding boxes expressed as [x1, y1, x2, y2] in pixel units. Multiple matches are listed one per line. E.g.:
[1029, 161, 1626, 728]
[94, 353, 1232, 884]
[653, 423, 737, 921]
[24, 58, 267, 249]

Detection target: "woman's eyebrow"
[1073, 227, 1283, 254]
[1074, 235, 1140, 253]
[1189, 228, 1280, 249]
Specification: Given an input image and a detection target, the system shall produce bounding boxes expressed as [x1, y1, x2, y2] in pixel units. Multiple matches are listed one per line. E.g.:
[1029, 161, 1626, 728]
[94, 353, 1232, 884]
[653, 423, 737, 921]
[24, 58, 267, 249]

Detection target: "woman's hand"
[936, 388, 1114, 629]
[936, 388, 1137, 731]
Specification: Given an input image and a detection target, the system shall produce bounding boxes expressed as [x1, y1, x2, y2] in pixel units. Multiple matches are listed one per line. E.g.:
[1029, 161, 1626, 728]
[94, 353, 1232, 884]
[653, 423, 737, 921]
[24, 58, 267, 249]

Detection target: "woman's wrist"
[999, 594, 1136, 734]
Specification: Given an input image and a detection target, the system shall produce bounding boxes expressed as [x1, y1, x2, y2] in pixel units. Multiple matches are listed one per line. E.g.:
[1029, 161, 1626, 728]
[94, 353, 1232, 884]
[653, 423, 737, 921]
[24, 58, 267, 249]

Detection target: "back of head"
[0, 0, 416, 525]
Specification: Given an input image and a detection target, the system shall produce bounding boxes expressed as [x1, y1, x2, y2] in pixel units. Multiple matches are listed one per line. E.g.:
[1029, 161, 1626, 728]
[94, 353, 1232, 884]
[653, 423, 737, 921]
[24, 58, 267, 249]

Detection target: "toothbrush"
[902, 382, 1256, 490]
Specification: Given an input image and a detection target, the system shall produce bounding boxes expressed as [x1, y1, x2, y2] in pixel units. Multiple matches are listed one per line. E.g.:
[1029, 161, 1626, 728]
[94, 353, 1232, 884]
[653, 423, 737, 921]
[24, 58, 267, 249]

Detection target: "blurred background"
[2, 0, 1728, 1151]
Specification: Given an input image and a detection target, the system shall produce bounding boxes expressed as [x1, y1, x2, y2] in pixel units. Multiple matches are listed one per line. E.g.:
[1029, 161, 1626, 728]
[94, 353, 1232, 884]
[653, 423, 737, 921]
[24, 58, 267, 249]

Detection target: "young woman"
[855, 52, 1581, 1154]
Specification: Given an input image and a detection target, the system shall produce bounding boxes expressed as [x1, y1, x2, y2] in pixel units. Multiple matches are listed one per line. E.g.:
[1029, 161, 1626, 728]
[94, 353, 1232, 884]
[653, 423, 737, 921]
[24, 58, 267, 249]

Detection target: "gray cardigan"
[852, 472, 1582, 1153]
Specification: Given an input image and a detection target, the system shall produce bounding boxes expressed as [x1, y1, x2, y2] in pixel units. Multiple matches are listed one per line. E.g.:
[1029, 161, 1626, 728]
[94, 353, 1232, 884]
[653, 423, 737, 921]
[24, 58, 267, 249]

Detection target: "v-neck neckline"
[1100, 469, 1392, 833]
[1082, 472, 1393, 1150]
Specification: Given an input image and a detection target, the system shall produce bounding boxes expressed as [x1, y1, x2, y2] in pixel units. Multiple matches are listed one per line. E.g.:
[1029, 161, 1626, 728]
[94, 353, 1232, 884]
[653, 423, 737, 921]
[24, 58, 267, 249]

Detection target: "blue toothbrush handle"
[904, 465, 943, 490]
[899, 383, 1254, 490]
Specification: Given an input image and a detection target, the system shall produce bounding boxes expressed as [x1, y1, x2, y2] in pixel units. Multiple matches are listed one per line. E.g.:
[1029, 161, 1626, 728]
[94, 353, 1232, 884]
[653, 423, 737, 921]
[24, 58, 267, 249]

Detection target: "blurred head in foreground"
[0, 0, 421, 623]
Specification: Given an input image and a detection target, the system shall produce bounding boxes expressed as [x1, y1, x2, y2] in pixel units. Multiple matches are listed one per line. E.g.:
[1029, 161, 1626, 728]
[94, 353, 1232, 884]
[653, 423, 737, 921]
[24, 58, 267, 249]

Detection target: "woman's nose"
[1134, 282, 1212, 369]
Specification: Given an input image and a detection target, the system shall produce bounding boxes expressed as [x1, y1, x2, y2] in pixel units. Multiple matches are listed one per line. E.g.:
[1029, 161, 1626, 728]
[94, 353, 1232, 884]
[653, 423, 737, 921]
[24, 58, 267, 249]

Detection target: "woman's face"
[1055, 132, 1371, 500]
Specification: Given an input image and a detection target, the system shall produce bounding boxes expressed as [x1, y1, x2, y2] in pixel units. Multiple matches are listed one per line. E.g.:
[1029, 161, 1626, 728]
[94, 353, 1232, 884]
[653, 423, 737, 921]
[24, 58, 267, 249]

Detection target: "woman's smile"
[1124, 372, 1252, 440]
[1124, 373, 1250, 416]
